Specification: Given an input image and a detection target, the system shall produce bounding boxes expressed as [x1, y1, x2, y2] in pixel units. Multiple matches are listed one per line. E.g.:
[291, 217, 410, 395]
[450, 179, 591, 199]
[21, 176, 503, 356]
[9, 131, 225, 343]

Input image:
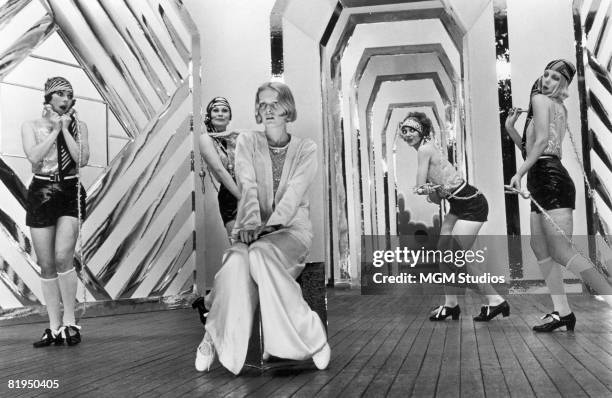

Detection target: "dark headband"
[206, 97, 231, 118]
[545, 59, 576, 83]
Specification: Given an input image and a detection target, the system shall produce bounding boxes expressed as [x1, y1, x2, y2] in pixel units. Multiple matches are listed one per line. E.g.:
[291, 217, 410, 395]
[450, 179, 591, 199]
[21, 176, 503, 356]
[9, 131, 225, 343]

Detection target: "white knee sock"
[566, 253, 592, 275]
[538, 257, 571, 316]
[41, 277, 62, 331]
[57, 268, 78, 326]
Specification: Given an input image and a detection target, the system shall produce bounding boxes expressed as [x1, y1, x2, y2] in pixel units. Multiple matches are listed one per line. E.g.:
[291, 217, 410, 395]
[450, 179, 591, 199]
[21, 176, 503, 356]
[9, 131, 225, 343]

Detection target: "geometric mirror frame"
[0, 0, 202, 318]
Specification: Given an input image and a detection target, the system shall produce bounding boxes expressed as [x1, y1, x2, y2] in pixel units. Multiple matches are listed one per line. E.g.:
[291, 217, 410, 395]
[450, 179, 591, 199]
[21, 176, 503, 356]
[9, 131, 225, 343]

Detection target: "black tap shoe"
[533, 311, 576, 332]
[33, 329, 61, 348]
[192, 296, 209, 325]
[64, 325, 82, 346]
[429, 305, 461, 321]
[473, 301, 510, 322]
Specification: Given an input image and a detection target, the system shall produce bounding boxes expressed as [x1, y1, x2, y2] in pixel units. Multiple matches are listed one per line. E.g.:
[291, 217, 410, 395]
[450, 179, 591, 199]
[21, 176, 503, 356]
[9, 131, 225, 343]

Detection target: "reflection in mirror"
[321, 0, 477, 285]
[0, 0, 200, 315]
[389, 103, 442, 242]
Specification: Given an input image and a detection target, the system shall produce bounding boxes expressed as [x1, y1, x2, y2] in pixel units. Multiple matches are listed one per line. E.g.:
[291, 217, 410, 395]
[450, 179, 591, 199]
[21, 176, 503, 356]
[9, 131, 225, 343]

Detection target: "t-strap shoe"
[63, 325, 82, 346]
[195, 332, 216, 372]
[533, 311, 576, 332]
[473, 301, 510, 322]
[33, 328, 61, 348]
[429, 305, 461, 321]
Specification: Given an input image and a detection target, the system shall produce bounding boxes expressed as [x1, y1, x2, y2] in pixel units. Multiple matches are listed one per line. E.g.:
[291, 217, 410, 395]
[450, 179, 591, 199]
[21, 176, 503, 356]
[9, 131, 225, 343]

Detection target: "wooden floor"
[1, 290, 611, 397]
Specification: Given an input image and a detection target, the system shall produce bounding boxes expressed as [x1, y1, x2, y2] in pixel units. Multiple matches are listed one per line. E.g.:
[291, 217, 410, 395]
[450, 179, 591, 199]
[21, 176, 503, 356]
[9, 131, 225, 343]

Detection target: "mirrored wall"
[0, 0, 201, 314]
[320, 0, 500, 285]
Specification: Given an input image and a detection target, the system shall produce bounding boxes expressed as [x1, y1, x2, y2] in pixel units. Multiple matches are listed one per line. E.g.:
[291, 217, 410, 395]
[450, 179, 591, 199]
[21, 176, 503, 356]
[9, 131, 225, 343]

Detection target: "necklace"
[268, 141, 290, 154]
[268, 133, 291, 153]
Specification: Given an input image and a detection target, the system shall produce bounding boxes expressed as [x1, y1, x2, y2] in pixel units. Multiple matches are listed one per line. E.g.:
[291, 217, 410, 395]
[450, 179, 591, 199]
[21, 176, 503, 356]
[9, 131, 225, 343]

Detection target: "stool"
[244, 262, 327, 371]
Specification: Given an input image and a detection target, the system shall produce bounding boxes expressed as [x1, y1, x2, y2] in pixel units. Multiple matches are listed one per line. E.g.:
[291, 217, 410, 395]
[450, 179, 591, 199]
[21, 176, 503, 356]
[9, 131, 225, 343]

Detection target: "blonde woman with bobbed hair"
[506, 59, 612, 332]
[194, 82, 330, 374]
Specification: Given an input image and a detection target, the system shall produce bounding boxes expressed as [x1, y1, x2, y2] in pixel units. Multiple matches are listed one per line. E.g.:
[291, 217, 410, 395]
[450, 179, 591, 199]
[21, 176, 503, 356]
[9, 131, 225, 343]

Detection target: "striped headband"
[44, 77, 73, 96]
[544, 59, 576, 83]
[206, 97, 232, 119]
[399, 118, 423, 135]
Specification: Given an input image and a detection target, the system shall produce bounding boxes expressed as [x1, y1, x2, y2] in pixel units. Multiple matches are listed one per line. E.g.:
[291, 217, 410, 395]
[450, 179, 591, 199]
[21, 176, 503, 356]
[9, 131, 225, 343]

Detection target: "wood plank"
[486, 317, 535, 398]
[509, 310, 590, 397]
[434, 316, 461, 398]
[360, 298, 431, 397]
[339, 296, 430, 397]
[513, 310, 612, 397]
[385, 299, 437, 397]
[473, 313, 511, 397]
[1, 290, 611, 397]
[501, 315, 562, 398]
[459, 295, 486, 398]
[308, 296, 416, 397]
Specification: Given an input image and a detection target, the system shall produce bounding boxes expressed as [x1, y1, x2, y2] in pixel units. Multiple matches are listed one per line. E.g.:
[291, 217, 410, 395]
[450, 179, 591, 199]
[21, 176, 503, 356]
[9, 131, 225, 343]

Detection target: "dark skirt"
[447, 183, 488, 222]
[217, 184, 238, 225]
[527, 156, 575, 214]
[26, 177, 86, 228]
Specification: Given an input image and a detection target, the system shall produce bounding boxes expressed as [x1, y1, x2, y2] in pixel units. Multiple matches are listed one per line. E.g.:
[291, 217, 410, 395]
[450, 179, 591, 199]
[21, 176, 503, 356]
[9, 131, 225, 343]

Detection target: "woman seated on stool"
[195, 82, 330, 374]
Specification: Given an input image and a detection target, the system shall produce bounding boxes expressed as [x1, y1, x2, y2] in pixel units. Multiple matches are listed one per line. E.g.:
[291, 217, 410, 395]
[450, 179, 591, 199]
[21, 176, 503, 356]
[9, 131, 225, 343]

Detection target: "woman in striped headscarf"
[199, 96, 240, 236]
[192, 97, 242, 324]
[506, 60, 612, 332]
[21, 76, 89, 347]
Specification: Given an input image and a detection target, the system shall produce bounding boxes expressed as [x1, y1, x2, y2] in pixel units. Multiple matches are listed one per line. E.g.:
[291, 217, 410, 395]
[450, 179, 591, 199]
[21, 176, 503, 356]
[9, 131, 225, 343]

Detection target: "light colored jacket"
[232, 130, 317, 248]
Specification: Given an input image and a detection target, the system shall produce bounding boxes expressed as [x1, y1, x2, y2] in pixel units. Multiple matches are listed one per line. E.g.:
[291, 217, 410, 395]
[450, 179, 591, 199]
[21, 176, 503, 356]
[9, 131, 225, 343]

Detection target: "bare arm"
[415, 144, 432, 192]
[60, 117, 90, 166]
[504, 107, 523, 148]
[21, 120, 60, 165]
[510, 95, 550, 189]
[199, 133, 240, 199]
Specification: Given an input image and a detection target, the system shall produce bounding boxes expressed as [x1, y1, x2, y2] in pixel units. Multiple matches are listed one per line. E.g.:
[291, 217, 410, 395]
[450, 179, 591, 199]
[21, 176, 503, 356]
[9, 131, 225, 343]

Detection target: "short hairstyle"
[254, 82, 297, 123]
[402, 112, 433, 139]
[546, 74, 570, 101]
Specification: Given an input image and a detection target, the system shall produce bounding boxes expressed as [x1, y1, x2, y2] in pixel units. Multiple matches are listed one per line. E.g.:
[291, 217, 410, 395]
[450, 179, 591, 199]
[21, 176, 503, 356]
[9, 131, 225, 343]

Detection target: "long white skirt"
[205, 229, 328, 375]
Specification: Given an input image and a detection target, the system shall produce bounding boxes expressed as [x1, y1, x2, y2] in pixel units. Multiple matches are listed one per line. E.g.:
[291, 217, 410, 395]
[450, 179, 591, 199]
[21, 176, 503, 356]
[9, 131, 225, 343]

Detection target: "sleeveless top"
[425, 143, 463, 197]
[30, 122, 59, 175]
[524, 98, 567, 159]
[205, 131, 240, 224]
[205, 131, 239, 178]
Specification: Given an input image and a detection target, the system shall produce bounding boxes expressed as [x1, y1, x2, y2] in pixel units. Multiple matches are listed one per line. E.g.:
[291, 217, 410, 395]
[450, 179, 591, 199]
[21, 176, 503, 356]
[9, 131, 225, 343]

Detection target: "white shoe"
[312, 343, 330, 370]
[195, 333, 215, 372]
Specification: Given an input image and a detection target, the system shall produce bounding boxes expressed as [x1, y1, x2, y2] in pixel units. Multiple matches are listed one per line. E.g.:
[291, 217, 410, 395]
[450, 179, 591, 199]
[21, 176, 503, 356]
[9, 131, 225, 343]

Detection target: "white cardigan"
[232, 130, 317, 248]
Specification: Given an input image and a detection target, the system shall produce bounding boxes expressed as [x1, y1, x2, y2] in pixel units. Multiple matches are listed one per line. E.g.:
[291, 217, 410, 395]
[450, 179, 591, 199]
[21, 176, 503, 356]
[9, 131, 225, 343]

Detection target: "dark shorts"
[527, 157, 575, 214]
[447, 183, 488, 222]
[217, 184, 238, 225]
[26, 177, 86, 228]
